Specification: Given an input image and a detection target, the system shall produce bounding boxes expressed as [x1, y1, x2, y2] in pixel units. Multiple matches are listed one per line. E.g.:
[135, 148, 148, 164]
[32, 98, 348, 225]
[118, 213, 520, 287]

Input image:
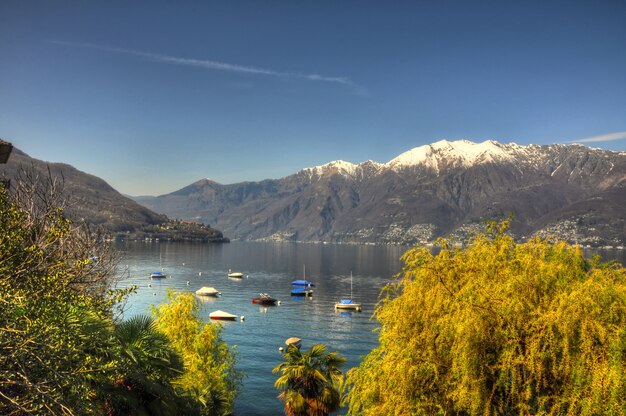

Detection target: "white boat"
[228, 269, 244, 278]
[209, 310, 238, 320]
[334, 272, 362, 311]
[195, 286, 221, 297]
[285, 337, 302, 348]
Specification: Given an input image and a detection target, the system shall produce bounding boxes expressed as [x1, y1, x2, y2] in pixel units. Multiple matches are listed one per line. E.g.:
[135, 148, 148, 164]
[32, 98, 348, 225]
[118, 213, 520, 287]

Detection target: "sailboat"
[150, 252, 166, 278]
[291, 264, 314, 296]
[334, 272, 361, 311]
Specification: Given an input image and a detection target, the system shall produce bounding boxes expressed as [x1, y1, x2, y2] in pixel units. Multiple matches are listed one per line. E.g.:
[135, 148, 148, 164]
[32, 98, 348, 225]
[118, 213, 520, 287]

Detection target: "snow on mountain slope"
[302, 160, 359, 177]
[303, 140, 532, 178]
[385, 140, 530, 172]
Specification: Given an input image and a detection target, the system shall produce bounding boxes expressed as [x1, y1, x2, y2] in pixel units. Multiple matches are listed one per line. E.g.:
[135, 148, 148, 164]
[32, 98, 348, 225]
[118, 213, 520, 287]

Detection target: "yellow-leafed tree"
[347, 221, 626, 415]
[152, 290, 242, 416]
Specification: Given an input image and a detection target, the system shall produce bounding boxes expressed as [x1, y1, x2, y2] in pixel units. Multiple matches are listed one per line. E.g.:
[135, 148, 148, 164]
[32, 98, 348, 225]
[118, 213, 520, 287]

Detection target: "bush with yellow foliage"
[347, 221, 626, 415]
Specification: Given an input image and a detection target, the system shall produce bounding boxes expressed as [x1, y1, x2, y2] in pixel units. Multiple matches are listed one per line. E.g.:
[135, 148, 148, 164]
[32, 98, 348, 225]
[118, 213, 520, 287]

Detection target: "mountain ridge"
[133, 140, 626, 246]
[0, 147, 229, 243]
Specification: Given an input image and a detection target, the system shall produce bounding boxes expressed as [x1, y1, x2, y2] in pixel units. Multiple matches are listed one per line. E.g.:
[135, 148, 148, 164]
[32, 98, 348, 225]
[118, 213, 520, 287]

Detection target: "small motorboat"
[251, 293, 277, 305]
[228, 269, 244, 278]
[195, 286, 221, 297]
[209, 310, 238, 320]
[150, 271, 166, 278]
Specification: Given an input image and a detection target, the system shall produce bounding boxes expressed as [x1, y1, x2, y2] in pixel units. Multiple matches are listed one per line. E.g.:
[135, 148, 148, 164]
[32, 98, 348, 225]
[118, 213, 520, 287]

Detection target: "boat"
[228, 269, 244, 278]
[334, 272, 362, 311]
[291, 264, 314, 296]
[285, 337, 302, 348]
[251, 293, 277, 305]
[209, 310, 238, 320]
[335, 298, 362, 311]
[195, 286, 221, 297]
[291, 286, 314, 297]
[291, 279, 315, 286]
[150, 252, 166, 278]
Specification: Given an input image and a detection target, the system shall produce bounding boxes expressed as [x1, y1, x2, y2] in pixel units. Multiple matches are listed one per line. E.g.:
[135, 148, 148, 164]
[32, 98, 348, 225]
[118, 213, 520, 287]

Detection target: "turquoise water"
[115, 241, 407, 415]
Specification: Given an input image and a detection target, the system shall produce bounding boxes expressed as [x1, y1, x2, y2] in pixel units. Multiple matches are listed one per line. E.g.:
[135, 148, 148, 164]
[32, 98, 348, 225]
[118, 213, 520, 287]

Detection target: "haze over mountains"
[134, 140, 626, 246]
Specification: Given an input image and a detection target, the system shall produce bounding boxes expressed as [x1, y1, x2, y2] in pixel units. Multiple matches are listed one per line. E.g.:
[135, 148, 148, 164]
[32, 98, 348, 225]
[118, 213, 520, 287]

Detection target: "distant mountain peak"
[385, 139, 523, 172]
[303, 160, 359, 177]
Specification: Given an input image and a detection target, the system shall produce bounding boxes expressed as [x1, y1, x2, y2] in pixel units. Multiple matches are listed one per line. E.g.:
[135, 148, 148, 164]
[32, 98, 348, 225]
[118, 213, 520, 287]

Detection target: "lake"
[115, 240, 626, 415]
[115, 241, 407, 415]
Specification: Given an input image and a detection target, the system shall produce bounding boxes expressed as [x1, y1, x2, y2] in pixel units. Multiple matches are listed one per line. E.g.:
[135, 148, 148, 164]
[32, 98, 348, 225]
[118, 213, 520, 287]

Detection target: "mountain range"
[0, 147, 228, 242]
[133, 140, 626, 246]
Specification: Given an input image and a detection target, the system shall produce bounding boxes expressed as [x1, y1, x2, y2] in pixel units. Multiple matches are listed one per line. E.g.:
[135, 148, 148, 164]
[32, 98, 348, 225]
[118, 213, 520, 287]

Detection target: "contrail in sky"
[48, 40, 365, 94]
[567, 131, 626, 143]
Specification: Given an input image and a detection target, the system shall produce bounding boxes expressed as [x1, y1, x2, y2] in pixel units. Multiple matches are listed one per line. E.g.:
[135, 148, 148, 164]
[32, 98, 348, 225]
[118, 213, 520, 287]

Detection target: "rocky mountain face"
[134, 140, 626, 246]
[0, 148, 228, 242]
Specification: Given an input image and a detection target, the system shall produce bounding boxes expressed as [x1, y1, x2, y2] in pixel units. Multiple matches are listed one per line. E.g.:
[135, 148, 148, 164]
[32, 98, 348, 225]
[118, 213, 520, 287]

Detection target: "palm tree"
[103, 314, 193, 416]
[273, 343, 347, 416]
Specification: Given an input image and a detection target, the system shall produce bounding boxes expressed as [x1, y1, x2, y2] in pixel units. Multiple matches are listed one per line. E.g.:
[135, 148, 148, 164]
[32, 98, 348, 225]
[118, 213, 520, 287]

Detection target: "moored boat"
[291, 265, 314, 296]
[251, 293, 277, 305]
[150, 271, 166, 278]
[334, 272, 361, 311]
[209, 310, 238, 320]
[291, 286, 313, 296]
[291, 279, 315, 286]
[334, 298, 362, 311]
[195, 286, 221, 297]
[228, 269, 244, 278]
[285, 337, 302, 348]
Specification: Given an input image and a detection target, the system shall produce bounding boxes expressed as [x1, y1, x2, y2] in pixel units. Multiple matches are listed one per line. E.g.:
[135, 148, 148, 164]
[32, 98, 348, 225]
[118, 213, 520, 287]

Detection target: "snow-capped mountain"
[134, 140, 626, 246]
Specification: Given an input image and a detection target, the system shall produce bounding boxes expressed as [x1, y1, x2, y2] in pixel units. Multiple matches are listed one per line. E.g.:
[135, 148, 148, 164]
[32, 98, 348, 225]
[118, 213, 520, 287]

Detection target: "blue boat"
[291, 279, 315, 287]
[291, 265, 314, 296]
[291, 286, 313, 297]
[150, 271, 166, 278]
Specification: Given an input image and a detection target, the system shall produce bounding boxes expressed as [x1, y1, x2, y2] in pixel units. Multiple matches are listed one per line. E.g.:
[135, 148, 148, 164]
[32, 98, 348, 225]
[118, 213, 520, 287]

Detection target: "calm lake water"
[115, 241, 626, 415]
[115, 241, 407, 415]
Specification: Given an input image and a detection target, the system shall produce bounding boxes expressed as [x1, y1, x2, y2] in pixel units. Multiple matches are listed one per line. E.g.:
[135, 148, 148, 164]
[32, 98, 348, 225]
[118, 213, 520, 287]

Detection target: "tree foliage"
[347, 221, 626, 415]
[0, 170, 240, 415]
[102, 314, 196, 416]
[273, 344, 347, 416]
[151, 290, 242, 416]
[0, 172, 124, 414]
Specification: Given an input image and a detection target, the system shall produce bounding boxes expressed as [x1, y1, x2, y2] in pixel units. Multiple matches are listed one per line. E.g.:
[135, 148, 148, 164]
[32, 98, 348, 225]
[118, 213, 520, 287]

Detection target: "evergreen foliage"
[273, 343, 347, 416]
[347, 221, 626, 415]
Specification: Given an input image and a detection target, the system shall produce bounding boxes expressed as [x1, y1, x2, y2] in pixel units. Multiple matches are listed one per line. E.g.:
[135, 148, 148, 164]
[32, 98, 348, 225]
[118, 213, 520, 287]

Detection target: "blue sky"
[1, 1, 625, 196]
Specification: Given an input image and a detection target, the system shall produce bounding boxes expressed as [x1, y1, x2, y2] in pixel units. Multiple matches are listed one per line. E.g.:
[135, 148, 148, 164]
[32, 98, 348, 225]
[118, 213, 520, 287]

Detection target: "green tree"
[103, 314, 197, 416]
[273, 344, 347, 416]
[151, 290, 242, 416]
[0, 173, 125, 414]
[0, 168, 240, 415]
[347, 221, 626, 415]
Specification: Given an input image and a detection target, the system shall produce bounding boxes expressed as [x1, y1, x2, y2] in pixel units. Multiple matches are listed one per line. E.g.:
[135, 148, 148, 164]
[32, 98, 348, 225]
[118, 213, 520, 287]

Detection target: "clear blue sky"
[1, 1, 625, 196]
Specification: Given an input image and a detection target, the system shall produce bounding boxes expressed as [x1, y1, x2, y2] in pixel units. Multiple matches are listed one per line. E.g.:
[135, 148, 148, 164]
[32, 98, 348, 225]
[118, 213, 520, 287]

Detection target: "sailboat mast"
[350, 271, 353, 299]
